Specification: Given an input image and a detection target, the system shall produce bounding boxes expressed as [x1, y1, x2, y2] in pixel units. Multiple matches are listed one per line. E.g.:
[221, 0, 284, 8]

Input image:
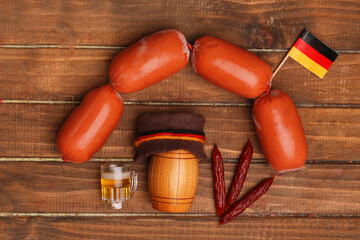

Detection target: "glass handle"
[130, 171, 138, 198]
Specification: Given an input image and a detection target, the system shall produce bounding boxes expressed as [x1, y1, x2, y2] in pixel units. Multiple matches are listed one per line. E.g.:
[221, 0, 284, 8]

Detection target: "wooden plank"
[0, 48, 359, 104]
[0, 104, 359, 161]
[0, 0, 359, 49]
[0, 162, 360, 217]
[0, 162, 359, 214]
[1, 217, 359, 239]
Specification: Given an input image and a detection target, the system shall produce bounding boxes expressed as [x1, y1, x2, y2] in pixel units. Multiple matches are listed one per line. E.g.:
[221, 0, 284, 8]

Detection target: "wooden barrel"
[148, 149, 199, 213]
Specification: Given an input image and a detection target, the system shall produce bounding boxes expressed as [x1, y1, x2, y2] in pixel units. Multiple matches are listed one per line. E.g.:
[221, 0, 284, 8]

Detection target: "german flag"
[134, 129, 205, 147]
[288, 30, 338, 78]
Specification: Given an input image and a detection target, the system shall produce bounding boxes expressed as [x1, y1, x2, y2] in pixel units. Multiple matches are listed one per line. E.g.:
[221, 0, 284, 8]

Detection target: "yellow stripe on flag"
[134, 135, 205, 147]
[288, 47, 327, 78]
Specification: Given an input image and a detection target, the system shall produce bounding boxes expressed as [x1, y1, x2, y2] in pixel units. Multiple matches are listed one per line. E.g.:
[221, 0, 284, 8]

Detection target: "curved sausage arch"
[56, 29, 307, 173]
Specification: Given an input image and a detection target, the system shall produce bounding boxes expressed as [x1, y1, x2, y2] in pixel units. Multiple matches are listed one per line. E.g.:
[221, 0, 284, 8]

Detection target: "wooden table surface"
[1, 0, 359, 239]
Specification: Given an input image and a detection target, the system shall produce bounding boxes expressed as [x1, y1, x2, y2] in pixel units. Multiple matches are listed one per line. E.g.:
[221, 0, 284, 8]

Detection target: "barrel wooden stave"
[148, 149, 199, 213]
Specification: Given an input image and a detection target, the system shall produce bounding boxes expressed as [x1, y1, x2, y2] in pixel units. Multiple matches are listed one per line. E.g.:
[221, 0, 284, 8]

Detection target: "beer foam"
[101, 171, 130, 180]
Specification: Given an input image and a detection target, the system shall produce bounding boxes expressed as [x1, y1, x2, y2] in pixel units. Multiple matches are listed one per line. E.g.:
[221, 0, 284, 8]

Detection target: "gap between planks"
[0, 212, 359, 218]
[1, 44, 359, 54]
[0, 157, 359, 164]
[1, 100, 360, 108]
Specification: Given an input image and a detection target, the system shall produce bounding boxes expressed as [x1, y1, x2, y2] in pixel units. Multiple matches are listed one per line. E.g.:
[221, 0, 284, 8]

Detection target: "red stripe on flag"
[136, 132, 205, 141]
[293, 38, 333, 70]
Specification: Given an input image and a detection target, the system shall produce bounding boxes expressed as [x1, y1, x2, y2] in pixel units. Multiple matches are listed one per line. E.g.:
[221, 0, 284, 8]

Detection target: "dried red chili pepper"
[219, 176, 275, 225]
[226, 140, 253, 209]
[212, 145, 226, 217]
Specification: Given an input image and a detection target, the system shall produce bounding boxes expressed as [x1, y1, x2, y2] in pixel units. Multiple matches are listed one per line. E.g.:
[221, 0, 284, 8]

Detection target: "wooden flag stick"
[270, 53, 290, 83]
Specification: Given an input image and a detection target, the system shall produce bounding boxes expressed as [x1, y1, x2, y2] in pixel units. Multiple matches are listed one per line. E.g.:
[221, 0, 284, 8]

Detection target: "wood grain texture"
[0, 48, 359, 104]
[0, 0, 359, 238]
[0, 162, 359, 214]
[0, 0, 359, 50]
[0, 104, 359, 161]
[1, 217, 359, 240]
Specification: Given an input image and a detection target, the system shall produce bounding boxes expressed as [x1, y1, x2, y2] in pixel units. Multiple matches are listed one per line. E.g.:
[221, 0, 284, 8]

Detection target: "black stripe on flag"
[300, 29, 339, 62]
[136, 129, 205, 138]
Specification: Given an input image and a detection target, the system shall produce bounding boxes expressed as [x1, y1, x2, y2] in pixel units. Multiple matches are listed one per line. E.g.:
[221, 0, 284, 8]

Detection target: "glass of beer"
[100, 164, 138, 209]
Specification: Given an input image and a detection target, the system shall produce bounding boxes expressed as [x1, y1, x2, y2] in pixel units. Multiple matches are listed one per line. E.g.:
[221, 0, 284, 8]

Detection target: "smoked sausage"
[191, 36, 273, 99]
[109, 29, 190, 93]
[56, 84, 124, 163]
[252, 89, 307, 172]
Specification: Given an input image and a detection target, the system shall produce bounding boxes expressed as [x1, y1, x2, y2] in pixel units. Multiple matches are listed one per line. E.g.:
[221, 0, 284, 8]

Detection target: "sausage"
[56, 84, 124, 163]
[252, 89, 307, 172]
[191, 36, 273, 99]
[109, 29, 190, 93]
